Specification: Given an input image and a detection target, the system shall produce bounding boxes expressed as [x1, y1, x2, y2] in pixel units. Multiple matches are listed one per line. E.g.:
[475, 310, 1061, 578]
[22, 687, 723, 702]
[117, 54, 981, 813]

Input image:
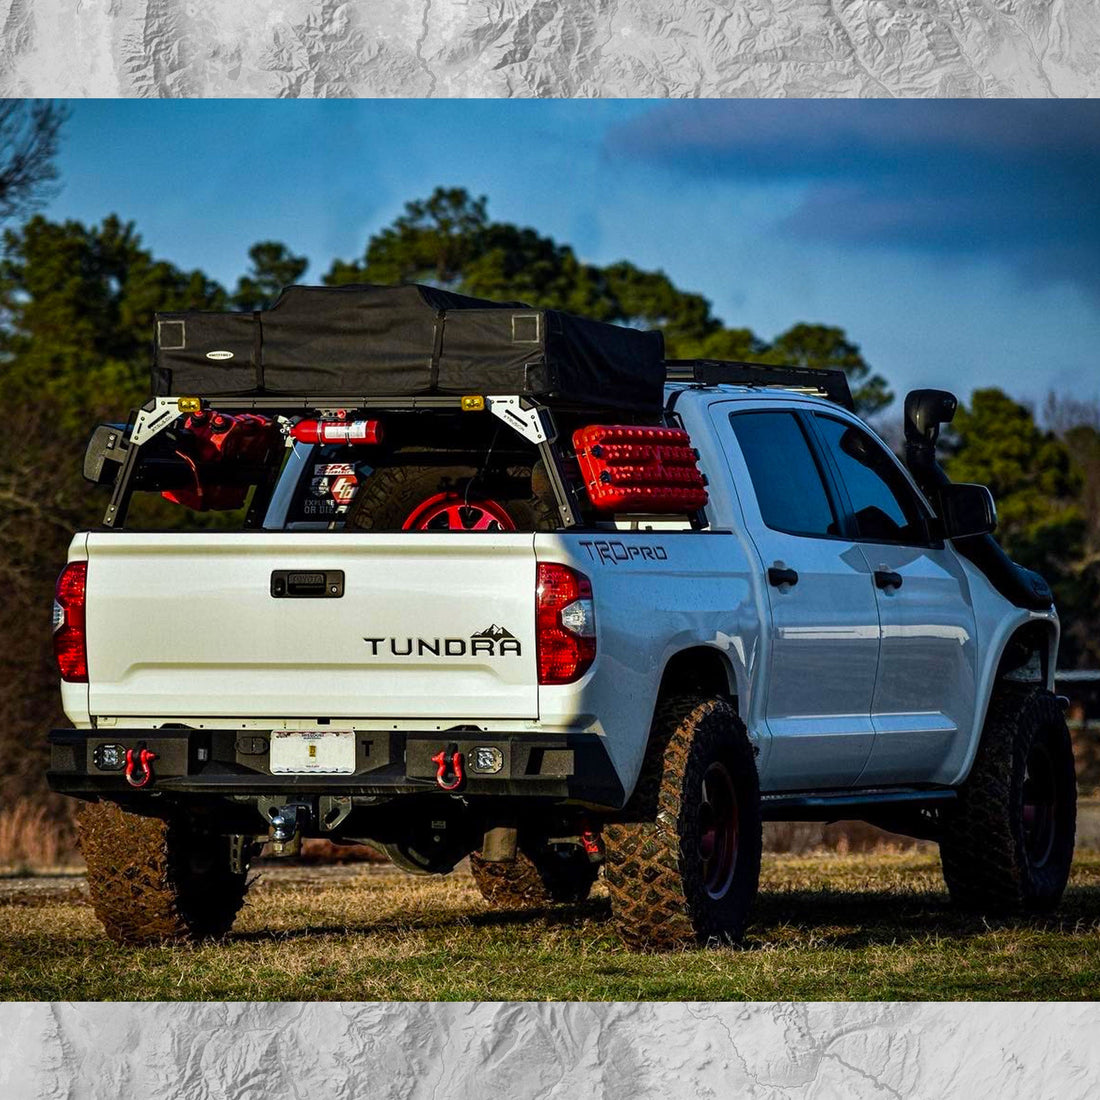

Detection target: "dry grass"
[762, 820, 929, 855]
[295, 838, 385, 864]
[0, 802, 80, 874]
[2, 851, 1099, 1002]
[1071, 721, 1100, 796]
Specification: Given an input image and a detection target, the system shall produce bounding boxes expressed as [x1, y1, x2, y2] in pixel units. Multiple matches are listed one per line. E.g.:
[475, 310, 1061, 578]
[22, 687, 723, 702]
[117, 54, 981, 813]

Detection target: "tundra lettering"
[362, 636, 522, 657]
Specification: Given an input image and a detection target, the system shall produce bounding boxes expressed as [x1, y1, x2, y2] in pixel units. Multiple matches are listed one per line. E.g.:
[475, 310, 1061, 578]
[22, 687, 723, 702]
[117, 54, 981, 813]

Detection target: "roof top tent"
[152, 282, 666, 412]
[95, 284, 853, 529]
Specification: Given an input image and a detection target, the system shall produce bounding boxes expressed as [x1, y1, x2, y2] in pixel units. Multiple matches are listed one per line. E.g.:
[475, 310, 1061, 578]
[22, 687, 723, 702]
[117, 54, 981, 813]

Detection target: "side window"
[813, 415, 929, 544]
[729, 411, 840, 538]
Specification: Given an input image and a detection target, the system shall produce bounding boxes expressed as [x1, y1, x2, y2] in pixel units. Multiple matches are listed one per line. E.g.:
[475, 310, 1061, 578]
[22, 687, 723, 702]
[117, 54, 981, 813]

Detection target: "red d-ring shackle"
[125, 747, 157, 789]
[431, 747, 465, 791]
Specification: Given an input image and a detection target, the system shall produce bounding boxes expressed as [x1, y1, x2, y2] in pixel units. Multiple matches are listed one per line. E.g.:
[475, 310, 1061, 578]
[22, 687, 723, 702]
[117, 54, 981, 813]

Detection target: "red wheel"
[1022, 740, 1058, 867]
[401, 492, 518, 532]
[698, 760, 739, 900]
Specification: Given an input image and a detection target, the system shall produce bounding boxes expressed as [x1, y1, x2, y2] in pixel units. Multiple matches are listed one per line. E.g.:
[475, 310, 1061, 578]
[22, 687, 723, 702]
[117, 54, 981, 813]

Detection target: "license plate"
[269, 730, 356, 774]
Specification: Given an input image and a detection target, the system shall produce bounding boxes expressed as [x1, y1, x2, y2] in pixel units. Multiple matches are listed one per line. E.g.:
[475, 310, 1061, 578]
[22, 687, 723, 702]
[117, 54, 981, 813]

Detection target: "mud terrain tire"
[346, 463, 557, 532]
[78, 801, 250, 944]
[603, 695, 762, 950]
[939, 686, 1076, 914]
[470, 846, 598, 908]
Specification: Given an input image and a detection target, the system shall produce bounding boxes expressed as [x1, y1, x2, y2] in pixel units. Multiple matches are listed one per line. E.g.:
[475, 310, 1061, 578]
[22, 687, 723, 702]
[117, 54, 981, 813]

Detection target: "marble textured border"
[1, 1001, 1098, 1097]
[0, 0, 1097, 98]
[3, 1, 1097, 1096]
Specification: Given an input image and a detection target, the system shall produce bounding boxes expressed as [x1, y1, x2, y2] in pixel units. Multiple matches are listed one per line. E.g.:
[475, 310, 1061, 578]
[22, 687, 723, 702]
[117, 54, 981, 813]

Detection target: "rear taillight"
[53, 561, 88, 683]
[537, 563, 596, 685]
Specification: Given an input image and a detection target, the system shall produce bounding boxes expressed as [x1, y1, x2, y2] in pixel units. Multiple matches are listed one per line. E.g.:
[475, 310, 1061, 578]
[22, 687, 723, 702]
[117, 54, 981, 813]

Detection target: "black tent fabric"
[153, 284, 665, 413]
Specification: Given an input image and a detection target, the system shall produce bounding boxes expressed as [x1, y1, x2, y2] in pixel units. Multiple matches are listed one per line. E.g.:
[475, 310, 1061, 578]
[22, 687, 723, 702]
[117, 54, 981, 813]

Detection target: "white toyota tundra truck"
[48, 283, 1075, 950]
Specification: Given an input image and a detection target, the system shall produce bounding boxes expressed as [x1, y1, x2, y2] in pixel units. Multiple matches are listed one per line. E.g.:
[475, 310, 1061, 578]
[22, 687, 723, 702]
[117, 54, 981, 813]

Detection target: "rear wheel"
[940, 686, 1076, 914]
[470, 845, 598, 909]
[603, 696, 762, 950]
[78, 801, 250, 945]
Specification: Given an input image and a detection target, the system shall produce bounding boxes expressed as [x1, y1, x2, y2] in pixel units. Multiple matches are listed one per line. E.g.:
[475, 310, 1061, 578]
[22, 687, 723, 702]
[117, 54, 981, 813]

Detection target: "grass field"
[3, 849, 1099, 1001]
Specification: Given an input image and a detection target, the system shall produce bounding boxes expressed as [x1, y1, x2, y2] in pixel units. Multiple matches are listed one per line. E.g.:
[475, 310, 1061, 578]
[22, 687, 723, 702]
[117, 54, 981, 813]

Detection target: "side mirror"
[939, 482, 996, 539]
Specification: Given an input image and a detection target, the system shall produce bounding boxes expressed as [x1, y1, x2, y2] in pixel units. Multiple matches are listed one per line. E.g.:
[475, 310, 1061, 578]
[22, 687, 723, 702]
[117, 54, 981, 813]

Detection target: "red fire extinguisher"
[289, 419, 383, 445]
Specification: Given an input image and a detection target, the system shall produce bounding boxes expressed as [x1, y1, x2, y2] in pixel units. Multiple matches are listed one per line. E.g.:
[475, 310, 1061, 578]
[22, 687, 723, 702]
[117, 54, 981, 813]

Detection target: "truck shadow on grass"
[226, 897, 614, 945]
[224, 879, 1100, 950]
[747, 881, 1100, 950]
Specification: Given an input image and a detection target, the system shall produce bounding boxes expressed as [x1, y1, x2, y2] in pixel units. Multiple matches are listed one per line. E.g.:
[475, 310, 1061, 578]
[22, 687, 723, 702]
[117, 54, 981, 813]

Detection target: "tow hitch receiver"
[124, 746, 157, 789]
[262, 801, 311, 857]
[431, 744, 465, 791]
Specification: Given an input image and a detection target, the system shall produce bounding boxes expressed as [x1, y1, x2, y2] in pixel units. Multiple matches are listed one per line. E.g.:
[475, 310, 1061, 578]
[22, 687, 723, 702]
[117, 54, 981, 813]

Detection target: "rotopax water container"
[572, 424, 709, 513]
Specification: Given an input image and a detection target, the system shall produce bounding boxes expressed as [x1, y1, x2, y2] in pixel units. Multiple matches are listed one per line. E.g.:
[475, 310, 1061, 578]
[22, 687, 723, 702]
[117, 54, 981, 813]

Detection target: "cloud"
[604, 101, 1100, 298]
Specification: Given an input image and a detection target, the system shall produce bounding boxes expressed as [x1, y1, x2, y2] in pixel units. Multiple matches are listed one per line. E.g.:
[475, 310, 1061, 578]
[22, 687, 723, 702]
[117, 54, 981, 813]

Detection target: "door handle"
[767, 566, 799, 588]
[874, 570, 903, 590]
[271, 570, 344, 598]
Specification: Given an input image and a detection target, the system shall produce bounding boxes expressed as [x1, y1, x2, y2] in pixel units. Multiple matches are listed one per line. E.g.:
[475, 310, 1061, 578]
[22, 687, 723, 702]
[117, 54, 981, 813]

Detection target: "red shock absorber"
[580, 826, 604, 864]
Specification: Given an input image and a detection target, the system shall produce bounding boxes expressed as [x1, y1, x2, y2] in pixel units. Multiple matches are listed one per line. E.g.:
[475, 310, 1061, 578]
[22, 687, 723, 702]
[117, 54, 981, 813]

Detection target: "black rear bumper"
[47, 727, 625, 809]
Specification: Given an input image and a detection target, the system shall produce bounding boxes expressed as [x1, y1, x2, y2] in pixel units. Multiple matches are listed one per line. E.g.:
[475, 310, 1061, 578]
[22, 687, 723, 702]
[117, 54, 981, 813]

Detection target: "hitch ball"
[265, 802, 307, 856]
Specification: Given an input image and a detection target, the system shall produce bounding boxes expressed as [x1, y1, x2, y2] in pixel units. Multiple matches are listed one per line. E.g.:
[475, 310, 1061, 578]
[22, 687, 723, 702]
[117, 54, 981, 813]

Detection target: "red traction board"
[572, 424, 709, 513]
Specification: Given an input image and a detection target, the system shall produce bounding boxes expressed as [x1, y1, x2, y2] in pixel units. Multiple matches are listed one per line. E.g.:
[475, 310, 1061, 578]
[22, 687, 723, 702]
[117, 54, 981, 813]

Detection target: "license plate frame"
[269, 730, 356, 775]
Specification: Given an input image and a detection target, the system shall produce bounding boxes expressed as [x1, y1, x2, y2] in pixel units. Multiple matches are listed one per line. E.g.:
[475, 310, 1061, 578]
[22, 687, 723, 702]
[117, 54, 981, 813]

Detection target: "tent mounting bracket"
[486, 396, 549, 445]
[130, 397, 188, 447]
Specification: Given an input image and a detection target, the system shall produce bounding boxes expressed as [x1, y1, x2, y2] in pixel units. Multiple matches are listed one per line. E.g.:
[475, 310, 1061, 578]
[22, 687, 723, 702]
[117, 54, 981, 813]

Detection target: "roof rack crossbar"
[664, 359, 855, 411]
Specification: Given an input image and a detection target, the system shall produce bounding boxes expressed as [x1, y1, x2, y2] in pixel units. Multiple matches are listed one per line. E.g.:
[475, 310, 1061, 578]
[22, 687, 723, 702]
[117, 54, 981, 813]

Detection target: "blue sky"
[44, 99, 1100, 414]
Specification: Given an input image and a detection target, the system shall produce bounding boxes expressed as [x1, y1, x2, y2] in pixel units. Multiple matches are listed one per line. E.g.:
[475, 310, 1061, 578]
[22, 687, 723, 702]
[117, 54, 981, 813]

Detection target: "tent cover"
[152, 283, 665, 413]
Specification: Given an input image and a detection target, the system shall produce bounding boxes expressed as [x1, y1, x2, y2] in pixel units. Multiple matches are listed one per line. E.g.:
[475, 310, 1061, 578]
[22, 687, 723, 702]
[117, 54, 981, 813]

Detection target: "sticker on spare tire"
[304, 462, 360, 516]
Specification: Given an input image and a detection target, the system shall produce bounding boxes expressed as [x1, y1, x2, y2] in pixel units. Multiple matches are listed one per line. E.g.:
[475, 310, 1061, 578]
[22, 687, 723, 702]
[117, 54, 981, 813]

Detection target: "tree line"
[0, 187, 893, 424]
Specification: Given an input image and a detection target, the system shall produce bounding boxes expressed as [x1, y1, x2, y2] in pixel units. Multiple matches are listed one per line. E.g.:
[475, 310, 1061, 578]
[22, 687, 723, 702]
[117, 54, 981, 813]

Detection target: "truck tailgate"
[83, 532, 538, 721]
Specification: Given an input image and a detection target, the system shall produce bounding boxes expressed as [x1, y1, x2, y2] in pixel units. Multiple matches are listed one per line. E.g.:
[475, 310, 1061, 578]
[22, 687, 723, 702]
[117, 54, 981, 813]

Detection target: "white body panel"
[82, 532, 539, 721]
[63, 384, 1059, 805]
[673, 389, 1056, 797]
[856, 541, 978, 785]
[707, 400, 879, 789]
[534, 529, 762, 801]
[939, 557, 1057, 787]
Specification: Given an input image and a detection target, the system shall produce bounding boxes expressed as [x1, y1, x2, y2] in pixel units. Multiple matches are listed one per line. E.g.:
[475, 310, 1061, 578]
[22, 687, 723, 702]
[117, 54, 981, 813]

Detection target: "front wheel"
[602, 696, 762, 950]
[940, 686, 1076, 914]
